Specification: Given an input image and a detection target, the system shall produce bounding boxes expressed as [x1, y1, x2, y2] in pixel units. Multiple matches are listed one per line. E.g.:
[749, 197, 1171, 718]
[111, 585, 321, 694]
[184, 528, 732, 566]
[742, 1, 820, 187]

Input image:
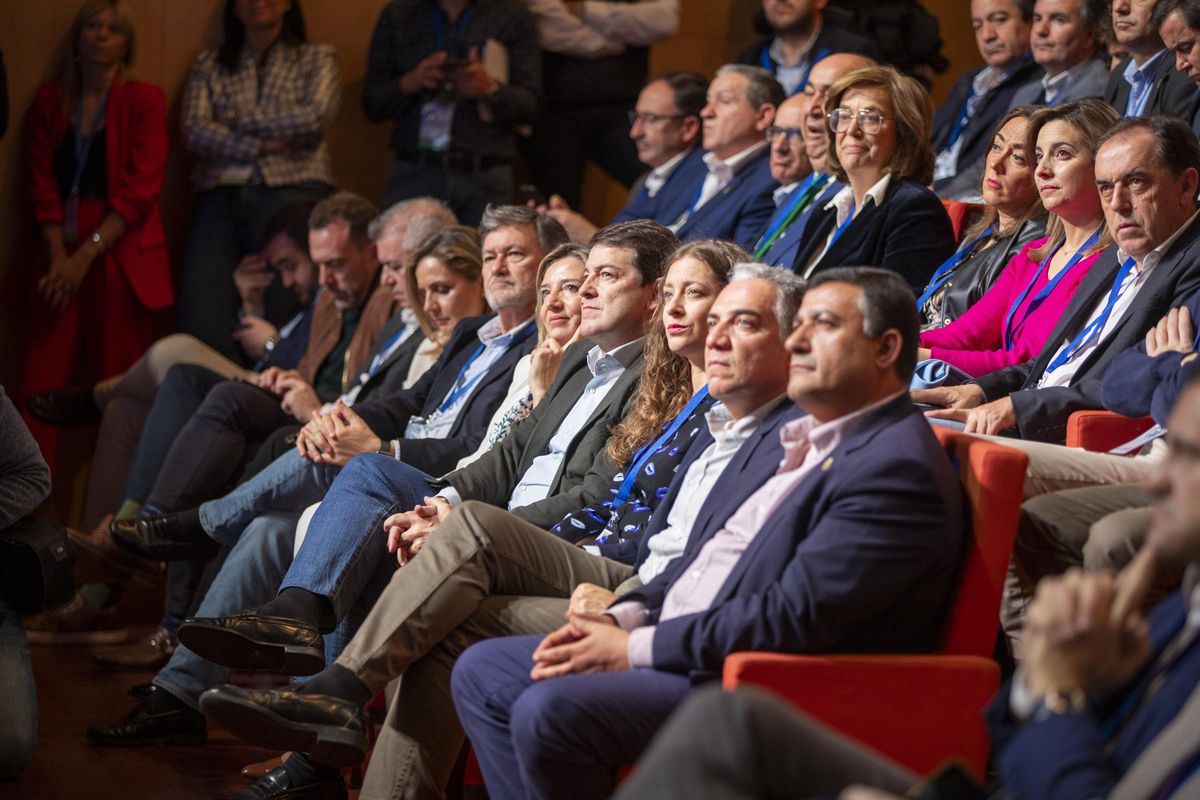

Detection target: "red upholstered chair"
[1065, 410, 1156, 452]
[722, 428, 1028, 780]
[941, 200, 985, 243]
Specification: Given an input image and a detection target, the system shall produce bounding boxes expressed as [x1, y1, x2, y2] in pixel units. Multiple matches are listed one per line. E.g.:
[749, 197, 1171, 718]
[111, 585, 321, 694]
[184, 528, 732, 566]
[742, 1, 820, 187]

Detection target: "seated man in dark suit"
[450, 266, 967, 800]
[672, 65, 783, 250]
[736, 0, 880, 95]
[194, 265, 804, 799]
[1157, 0, 1200, 136]
[934, 0, 1040, 198]
[542, 72, 710, 244]
[918, 115, 1200, 447]
[1106, 0, 1197, 121]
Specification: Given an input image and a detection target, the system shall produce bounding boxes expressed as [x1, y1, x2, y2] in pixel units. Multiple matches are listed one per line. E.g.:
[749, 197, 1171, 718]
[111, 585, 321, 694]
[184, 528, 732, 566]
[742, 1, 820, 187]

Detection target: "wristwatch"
[263, 336, 279, 354]
[1041, 687, 1088, 715]
[376, 439, 396, 458]
[90, 230, 106, 253]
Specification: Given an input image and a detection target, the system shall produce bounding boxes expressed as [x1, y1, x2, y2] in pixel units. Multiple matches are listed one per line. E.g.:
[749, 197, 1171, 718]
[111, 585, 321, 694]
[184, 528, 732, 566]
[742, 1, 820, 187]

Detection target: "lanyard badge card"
[418, 97, 455, 153]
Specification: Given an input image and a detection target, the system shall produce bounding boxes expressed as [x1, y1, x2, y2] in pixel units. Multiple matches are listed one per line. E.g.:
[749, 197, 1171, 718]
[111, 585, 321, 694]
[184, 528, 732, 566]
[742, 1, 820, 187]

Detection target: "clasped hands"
[294, 399, 380, 466]
[40, 246, 97, 311]
[528, 581, 629, 681]
[383, 495, 453, 566]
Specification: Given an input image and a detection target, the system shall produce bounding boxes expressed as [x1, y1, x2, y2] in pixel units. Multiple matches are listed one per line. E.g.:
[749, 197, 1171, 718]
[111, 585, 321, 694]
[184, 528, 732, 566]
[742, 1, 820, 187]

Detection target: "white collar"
[650, 148, 690, 182]
[825, 173, 893, 224]
[585, 337, 645, 376]
[702, 141, 767, 176]
[1117, 208, 1200, 273]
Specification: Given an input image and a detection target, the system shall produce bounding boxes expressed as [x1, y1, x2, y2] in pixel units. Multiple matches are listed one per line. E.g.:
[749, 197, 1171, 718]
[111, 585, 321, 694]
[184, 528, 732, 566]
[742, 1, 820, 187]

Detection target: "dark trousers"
[178, 183, 329, 360]
[142, 379, 291, 515]
[451, 633, 692, 800]
[383, 156, 512, 226]
[614, 686, 919, 800]
[521, 102, 644, 208]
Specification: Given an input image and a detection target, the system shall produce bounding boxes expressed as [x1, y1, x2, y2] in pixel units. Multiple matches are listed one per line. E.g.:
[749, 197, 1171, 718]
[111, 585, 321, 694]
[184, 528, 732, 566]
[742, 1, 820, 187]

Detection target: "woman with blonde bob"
[791, 65, 957, 293]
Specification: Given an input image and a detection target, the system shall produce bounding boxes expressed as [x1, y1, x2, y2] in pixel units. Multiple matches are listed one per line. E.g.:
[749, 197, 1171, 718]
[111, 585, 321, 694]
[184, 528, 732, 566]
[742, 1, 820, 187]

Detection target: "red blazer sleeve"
[26, 83, 69, 225]
[106, 80, 168, 231]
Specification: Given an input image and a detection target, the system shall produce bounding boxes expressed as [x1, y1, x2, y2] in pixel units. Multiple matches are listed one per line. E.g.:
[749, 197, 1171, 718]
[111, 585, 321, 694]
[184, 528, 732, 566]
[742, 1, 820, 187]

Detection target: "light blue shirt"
[401, 316, 534, 441]
[1124, 50, 1167, 117]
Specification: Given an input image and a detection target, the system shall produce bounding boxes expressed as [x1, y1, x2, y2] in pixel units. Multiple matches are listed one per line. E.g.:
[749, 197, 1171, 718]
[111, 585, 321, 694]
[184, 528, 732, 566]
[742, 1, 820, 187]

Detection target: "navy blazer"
[932, 58, 1043, 191]
[347, 312, 427, 403]
[976, 213, 1200, 443]
[788, 176, 956, 293]
[988, 589, 1200, 799]
[1105, 53, 1197, 119]
[618, 394, 966, 681]
[756, 179, 843, 268]
[612, 147, 708, 228]
[736, 25, 882, 93]
[675, 148, 778, 250]
[353, 315, 536, 476]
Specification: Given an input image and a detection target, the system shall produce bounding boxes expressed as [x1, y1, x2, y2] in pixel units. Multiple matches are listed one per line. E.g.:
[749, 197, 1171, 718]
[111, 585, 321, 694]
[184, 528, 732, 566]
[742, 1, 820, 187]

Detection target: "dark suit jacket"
[976, 213, 1200, 442]
[601, 399, 803, 569]
[789, 176, 956, 293]
[932, 58, 1043, 191]
[675, 148, 778, 250]
[988, 589, 1200, 799]
[353, 315, 535, 476]
[617, 394, 966, 681]
[344, 312, 426, 402]
[736, 26, 882, 91]
[1008, 58, 1108, 107]
[1105, 52, 1197, 119]
[439, 338, 645, 528]
[612, 147, 708, 228]
[756, 179, 843, 268]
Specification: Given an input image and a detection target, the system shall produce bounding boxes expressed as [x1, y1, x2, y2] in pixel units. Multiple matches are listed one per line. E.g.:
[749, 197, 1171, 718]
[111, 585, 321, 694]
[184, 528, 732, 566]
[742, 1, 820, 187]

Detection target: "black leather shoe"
[200, 685, 368, 768]
[223, 762, 347, 800]
[86, 687, 207, 746]
[27, 386, 100, 427]
[179, 611, 325, 675]
[109, 513, 217, 561]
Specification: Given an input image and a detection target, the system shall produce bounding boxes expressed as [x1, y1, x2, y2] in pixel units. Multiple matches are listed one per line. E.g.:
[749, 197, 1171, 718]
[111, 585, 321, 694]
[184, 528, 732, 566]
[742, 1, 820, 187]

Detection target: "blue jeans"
[450, 634, 692, 800]
[155, 512, 298, 710]
[179, 183, 329, 360]
[198, 448, 342, 548]
[0, 611, 37, 781]
[279, 454, 436, 629]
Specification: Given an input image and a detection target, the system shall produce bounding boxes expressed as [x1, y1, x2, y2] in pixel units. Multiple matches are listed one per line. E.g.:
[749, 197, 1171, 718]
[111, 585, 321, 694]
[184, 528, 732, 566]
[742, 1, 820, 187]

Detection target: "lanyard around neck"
[1046, 254, 1137, 374]
[916, 225, 997, 311]
[1001, 229, 1101, 351]
[754, 173, 831, 260]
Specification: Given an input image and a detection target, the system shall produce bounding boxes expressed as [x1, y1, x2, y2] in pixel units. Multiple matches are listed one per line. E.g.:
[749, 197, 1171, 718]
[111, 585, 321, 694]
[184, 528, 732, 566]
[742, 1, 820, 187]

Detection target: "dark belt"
[413, 150, 510, 173]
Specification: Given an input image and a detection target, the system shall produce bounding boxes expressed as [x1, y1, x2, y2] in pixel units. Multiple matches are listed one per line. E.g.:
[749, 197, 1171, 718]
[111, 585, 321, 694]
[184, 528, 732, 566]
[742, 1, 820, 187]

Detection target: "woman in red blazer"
[22, 0, 171, 471]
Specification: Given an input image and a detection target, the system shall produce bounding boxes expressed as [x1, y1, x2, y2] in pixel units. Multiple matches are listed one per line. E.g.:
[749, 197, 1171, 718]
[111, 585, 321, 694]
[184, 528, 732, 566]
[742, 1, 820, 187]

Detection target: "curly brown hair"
[604, 240, 749, 467]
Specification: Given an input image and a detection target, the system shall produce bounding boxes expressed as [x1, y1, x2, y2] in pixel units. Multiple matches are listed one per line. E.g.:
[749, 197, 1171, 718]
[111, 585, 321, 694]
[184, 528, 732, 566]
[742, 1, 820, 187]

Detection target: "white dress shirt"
[643, 148, 690, 200]
[768, 25, 822, 96]
[671, 141, 767, 230]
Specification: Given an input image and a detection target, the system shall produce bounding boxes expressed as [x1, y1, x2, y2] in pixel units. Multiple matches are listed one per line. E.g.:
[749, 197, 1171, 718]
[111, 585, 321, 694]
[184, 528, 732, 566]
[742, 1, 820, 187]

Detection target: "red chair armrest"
[1065, 410, 1155, 452]
[723, 652, 999, 779]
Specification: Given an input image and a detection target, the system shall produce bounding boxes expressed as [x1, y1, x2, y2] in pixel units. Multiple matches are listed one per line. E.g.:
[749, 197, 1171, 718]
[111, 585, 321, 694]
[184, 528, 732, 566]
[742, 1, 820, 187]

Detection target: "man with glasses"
[541, 72, 709, 243]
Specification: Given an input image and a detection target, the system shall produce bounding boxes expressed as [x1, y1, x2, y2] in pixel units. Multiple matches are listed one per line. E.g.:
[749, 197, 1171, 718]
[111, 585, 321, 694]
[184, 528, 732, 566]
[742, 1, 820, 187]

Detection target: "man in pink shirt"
[449, 266, 967, 800]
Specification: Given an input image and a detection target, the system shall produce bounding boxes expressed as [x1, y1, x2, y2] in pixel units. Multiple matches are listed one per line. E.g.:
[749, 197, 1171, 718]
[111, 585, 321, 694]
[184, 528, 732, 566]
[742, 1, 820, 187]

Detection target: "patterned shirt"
[181, 42, 340, 190]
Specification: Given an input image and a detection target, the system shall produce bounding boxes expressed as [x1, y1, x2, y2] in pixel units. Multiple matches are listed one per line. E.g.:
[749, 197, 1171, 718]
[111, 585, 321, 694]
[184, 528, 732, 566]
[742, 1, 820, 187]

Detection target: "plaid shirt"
[362, 0, 541, 160]
[181, 42, 340, 190]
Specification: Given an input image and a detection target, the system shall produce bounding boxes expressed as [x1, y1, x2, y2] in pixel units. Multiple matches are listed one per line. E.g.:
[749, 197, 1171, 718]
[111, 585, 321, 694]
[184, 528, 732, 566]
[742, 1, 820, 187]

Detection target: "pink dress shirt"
[919, 237, 1102, 378]
[615, 391, 906, 668]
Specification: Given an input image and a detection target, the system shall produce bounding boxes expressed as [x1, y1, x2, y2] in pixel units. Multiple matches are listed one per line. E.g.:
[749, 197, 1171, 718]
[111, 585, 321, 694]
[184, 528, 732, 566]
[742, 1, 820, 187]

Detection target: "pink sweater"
[920, 237, 1102, 377]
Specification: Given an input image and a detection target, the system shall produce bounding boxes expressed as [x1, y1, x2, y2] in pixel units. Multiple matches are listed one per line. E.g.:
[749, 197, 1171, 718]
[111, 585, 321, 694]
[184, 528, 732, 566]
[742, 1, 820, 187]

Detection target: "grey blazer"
[1008, 58, 1109, 108]
[438, 338, 645, 528]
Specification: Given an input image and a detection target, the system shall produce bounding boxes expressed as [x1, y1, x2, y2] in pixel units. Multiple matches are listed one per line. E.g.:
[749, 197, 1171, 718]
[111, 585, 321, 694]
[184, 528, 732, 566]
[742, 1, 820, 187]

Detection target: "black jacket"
[1104, 52, 1197, 120]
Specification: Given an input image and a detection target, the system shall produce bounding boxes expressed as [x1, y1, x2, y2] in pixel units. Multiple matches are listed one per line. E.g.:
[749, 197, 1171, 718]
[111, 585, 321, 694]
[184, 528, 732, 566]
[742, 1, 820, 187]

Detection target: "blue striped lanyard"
[366, 324, 414, 378]
[1046, 255, 1137, 374]
[916, 225, 996, 310]
[436, 322, 535, 413]
[611, 386, 710, 511]
[1002, 229, 1101, 351]
[760, 45, 831, 95]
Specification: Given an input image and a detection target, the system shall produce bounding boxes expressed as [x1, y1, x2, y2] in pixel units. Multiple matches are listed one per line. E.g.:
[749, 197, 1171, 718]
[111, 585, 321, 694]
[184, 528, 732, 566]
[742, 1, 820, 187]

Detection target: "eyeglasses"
[765, 126, 805, 146]
[827, 107, 890, 134]
[628, 110, 685, 126]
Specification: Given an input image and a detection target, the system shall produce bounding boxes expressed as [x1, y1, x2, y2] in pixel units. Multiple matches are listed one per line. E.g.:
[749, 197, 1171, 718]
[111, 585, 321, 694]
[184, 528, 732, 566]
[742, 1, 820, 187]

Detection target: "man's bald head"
[802, 53, 877, 172]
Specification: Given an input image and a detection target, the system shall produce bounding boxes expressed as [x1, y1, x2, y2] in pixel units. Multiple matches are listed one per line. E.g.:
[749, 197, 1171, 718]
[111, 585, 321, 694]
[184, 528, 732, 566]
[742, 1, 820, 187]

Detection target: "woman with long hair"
[21, 0, 170, 472]
[177, 0, 340, 362]
[552, 239, 749, 558]
[917, 100, 1118, 379]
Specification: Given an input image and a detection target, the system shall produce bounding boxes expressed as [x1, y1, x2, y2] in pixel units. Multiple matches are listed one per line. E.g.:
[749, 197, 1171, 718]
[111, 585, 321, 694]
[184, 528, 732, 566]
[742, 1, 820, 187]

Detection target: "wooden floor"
[3, 628, 321, 800]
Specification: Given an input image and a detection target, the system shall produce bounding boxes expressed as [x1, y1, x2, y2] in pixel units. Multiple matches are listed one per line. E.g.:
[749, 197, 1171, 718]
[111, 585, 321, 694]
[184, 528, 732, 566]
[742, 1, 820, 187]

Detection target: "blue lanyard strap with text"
[610, 386, 710, 511]
[436, 322, 534, 413]
[1047, 254, 1136, 373]
[1001, 229, 1101, 351]
[366, 325, 413, 378]
[916, 225, 996, 310]
[829, 201, 857, 249]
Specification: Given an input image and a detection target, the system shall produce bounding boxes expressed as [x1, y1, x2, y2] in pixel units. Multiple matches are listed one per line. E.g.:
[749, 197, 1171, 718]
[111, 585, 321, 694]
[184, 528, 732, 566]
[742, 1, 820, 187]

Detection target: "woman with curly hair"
[552, 238, 748, 562]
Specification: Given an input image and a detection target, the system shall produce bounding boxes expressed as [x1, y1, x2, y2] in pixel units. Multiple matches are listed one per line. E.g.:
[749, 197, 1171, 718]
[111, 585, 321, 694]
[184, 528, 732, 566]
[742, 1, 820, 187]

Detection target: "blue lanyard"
[72, 94, 107, 193]
[1001, 230, 1101, 351]
[754, 173, 830, 257]
[436, 322, 534, 413]
[1046, 255, 1137, 374]
[829, 201, 856, 249]
[366, 324, 413, 378]
[433, 5, 474, 53]
[944, 88, 976, 152]
[610, 386, 710, 511]
[686, 179, 708, 215]
[760, 45, 831, 95]
[916, 225, 996, 310]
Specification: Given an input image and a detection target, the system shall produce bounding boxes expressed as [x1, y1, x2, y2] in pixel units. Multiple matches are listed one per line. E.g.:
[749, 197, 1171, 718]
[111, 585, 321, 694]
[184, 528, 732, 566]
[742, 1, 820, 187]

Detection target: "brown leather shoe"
[93, 626, 177, 669]
[68, 523, 162, 584]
